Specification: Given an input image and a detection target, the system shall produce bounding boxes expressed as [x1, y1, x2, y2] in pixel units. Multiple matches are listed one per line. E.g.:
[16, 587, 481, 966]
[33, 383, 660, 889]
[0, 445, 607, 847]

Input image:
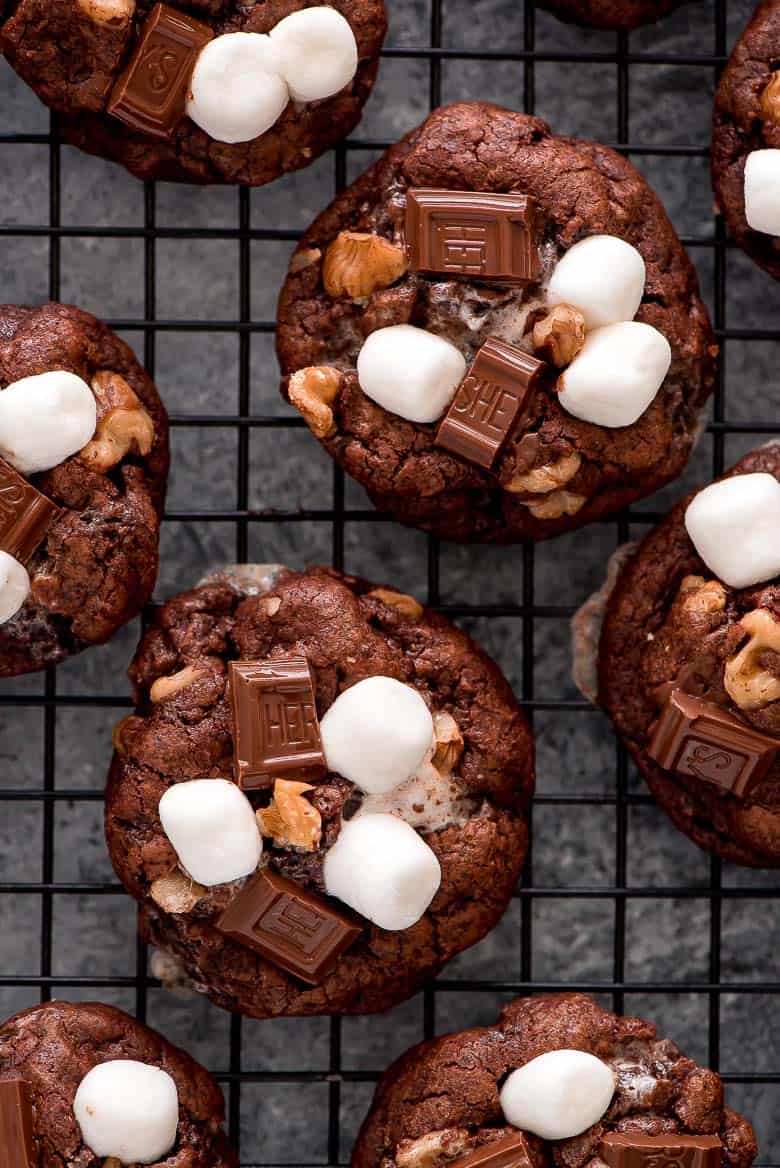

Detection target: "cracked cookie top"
[535, 0, 691, 29]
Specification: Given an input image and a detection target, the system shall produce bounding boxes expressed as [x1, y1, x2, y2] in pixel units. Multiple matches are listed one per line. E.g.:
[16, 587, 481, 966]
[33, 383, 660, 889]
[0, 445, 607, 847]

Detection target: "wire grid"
[0, 0, 779, 1164]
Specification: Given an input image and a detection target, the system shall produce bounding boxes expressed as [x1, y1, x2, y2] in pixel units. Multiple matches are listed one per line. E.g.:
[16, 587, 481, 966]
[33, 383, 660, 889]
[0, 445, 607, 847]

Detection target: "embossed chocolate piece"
[108, 3, 212, 139]
[229, 655, 325, 789]
[648, 688, 779, 798]
[406, 188, 540, 283]
[599, 1132, 722, 1168]
[216, 867, 361, 983]
[449, 1131, 539, 1168]
[0, 456, 60, 564]
[435, 338, 545, 469]
[0, 1078, 35, 1168]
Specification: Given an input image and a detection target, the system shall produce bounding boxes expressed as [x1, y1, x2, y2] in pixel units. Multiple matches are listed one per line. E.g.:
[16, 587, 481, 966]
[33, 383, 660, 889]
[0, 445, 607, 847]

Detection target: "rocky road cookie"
[0, 0, 386, 186]
[352, 993, 757, 1168]
[0, 301, 168, 677]
[0, 999, 236, 1167]
[277, 103, 716, 543]
[105, 563, 535, 1018]
[579, 444, 780, 866]
[712, 0, 780, 279]
[536, 0, 691, 30]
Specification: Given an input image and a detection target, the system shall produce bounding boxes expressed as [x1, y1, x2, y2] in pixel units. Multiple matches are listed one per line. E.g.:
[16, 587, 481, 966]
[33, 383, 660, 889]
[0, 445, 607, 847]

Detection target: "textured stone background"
[0, 0, 779, 1164]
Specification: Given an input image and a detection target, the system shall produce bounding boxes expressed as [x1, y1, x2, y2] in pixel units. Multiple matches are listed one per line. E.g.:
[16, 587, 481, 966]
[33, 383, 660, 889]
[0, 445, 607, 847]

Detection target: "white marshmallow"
[320, 675, 434, 794]
[744, 149, 780, 236]
[557, 321, 671, 428]
[0, 371, 96, 475]
[73, 1059, 179, 1165]
[158, 778, 262, 887]
[323, 812, 441, 930]
[684, 472, 780, 589]
[186, 33, 289, 144]
[357, 325, 467, 424]
[270, 7, 358, 103]
[499, 1049, 615, 1140]
[0, 551, 30, 624]
[547, 234, 646, 330]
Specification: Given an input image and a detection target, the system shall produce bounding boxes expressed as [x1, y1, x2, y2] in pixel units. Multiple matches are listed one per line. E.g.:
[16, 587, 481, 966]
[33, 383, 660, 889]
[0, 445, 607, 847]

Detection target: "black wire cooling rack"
[0, 0, 779, 1165]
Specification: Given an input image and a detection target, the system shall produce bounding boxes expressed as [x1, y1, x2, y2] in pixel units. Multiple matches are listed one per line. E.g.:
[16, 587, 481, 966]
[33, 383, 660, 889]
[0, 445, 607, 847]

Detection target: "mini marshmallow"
[547, 234, 646, 330]
[0, 551, 30, 625]
[187, 33, 289, 144]
[744, 149, 780, 236]
[357, 325, 467, 423]
[73, 1059, 179, 1165]
[320, 675, 434, 794]
[323, 812, 441, 930]
[557, 320, 671, 428]
[0, 370, 97, 475]
[499, 1049, 615, 1140]
[158, 778, 262, 887]
[684, 472, 780, 589]
[270, 7, 358, 103]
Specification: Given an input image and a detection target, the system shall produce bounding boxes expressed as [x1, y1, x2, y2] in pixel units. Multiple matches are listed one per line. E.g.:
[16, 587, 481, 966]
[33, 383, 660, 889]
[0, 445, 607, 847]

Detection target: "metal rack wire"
[0, 0, 778, 1165]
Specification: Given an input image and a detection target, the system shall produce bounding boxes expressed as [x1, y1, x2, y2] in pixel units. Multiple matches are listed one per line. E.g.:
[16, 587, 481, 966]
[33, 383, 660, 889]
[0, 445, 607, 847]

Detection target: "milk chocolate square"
[450, 1132, 540, 1168]
[648, 688, 779, 798]
[108, 3, 212, 139]
[216, 868, 361, 984]
[229, 656, 325, 790]
[0, 1079, 35, 1168]
[0, 456, 61, 564]
[599, 1133, 722, 1168]
[406, 188, 541, 283]
[435, 337, 545, 469]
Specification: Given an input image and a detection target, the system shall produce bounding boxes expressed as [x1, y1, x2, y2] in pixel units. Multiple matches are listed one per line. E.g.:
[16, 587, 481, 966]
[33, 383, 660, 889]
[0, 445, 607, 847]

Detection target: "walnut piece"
[507, 451, 581, 495]
[257, 779, 322, 851]
[150, 665, 207, 703]
[532, 303, 586, 366]
[323, 231, 408, 300]
[112, 713, 141, 756]
[525, 489, 587, 520]
[289, 247, 322, 274]
[432, 711, 464, 775]
[78, 370, 154, 474]
[77, 0, 135, 22]
[104, 1159, 123, 1168]
[367, 587, 423, 619]
[724, 608, 780, 711]
[288, 366, 342, 439]
[396, 1129, 473, 1168]
[678, 574, 727, 617]
[760, 73, 780, 124]
[151, 869, 206, 914]
[261, 596, 282, 616]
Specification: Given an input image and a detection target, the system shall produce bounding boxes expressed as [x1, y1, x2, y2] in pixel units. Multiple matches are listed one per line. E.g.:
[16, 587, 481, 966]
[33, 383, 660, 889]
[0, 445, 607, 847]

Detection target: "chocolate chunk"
[648, 688, 779, 798]
[450, 1133, 539, 1168]
[216, 867, 361, 984]
[0, 456, 60, 564]
[599, 1133, 722, 1168]
[0, 1079, 35, 1168]
[108, 3, 212, 139]
[406, 188, 541, 283]
[229, 656, 326, 790]
[435, 338, 545, 469]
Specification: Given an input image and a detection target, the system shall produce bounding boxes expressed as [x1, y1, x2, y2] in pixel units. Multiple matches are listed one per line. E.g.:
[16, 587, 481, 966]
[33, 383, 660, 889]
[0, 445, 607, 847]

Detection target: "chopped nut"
[112, 713, 142, 756]
[288, 366, 342, 439]
[78, 370, 154, 474]
[367, 587, 423, 619]
[507, 451, 581, 495]
[151, 869, 206, 914]
[104, 1159, 123, 1168]
[724, 608, 780, 711]
[289, 247, 322, 274]
[760, 73, 780, 124]
[323, 231, 408, 300]
[261, 596, 282, 616]
[396, 1129, 473, 1168]
[77, 0, 134, 22]
[150, 665, 207, 703]
[257, 779, 322, 851]
[532, 303, 586, 367]
[678, 574, 727, 617]
[525, 489, 587, 520]
[432, 711, 464, 775]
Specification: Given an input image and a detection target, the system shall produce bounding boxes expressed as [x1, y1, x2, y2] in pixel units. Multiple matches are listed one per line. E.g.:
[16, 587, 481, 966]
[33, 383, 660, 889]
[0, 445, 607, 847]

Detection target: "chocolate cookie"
[277, 103, 716, 543]
[105, 563, 535, 1018]
[0, 301, 169, 677]
[0, 0, 386, 186]
[536, 0, 691, 30]
[712, 0, 780, 279]
[583, 444, 780, 867]
[0, 999, 236, 1167]
[352, 993, 757, 1168]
